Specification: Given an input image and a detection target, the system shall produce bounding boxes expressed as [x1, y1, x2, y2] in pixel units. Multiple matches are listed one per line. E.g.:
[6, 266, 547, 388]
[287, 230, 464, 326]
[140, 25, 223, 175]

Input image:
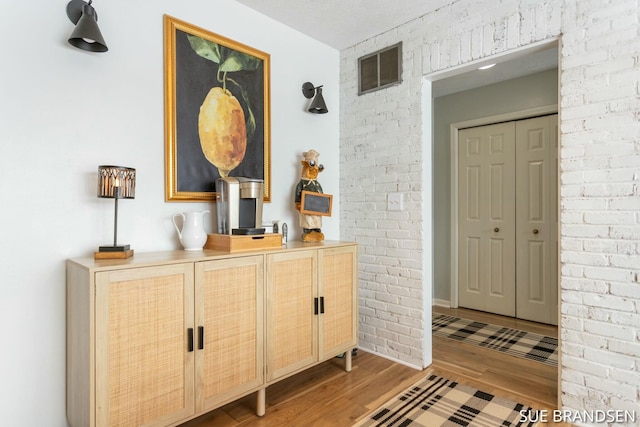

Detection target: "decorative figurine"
[295, 149, 325, 242]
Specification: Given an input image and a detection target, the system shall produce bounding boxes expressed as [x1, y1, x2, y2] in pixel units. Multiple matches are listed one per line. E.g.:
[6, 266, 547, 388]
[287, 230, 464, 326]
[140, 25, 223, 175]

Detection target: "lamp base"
[95, 244, 133, 260]
[98, 244, 131, 252]
[94, 249, 134, 260]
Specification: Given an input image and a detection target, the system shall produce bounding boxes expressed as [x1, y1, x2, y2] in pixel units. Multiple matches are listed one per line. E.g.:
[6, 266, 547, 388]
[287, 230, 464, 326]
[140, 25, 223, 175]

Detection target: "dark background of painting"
[175, 29, 265, 193]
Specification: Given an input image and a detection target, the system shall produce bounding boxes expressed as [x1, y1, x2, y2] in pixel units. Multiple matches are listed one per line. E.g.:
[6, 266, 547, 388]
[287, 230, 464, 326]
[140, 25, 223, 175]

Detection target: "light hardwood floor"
[181, 307, 567, 426]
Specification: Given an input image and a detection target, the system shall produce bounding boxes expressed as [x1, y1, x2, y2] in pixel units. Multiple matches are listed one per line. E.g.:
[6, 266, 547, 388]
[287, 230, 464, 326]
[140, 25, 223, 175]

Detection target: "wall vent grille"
[358, 42, 402, 95]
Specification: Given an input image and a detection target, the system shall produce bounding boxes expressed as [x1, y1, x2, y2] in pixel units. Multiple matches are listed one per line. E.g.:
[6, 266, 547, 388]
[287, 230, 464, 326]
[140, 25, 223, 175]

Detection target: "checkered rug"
[354, 374, 539, 427]
[432, 314, 558, 367]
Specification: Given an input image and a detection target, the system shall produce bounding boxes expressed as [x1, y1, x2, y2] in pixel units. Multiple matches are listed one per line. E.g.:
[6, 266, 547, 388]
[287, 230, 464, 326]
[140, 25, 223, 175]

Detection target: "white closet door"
[458, 122, 516, 317]
[515, 115, 558, 325]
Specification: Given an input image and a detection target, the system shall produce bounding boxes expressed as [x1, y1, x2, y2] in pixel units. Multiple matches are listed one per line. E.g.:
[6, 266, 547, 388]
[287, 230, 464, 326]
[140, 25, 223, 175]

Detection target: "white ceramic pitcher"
[172, 210, 210, 250]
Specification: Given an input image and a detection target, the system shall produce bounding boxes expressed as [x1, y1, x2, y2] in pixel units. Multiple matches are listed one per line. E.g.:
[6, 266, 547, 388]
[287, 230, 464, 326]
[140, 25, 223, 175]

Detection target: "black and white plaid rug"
[432, 314, 558, 367]
[354, 374, 539, 427]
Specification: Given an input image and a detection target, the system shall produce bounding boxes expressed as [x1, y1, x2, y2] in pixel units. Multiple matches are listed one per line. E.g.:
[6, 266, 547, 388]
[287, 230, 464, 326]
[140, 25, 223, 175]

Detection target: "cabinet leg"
[345, 349, 352, 372]
[256, 388, 266, 416]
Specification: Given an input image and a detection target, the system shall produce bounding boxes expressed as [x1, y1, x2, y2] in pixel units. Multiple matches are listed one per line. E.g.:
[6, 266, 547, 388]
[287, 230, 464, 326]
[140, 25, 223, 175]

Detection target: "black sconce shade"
[302, 82, 328, 114]
[67, 0, 108, 52]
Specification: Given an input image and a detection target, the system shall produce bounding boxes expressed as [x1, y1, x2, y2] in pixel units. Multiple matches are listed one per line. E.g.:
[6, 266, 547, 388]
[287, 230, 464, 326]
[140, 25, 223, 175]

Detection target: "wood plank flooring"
[180, 307, 567, 427]
[431, 307, 560, 412]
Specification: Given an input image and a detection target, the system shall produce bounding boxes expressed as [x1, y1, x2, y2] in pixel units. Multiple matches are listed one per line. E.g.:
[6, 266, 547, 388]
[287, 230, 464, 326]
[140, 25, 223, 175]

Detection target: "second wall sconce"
[302, 82, 328, 114]
[66, 0, 108, 52]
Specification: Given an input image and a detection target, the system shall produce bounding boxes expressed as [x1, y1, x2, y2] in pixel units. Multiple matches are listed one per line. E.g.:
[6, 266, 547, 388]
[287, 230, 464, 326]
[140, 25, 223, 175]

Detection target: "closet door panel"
[515, 114, 558, 325]
[458, 122, 516, 316]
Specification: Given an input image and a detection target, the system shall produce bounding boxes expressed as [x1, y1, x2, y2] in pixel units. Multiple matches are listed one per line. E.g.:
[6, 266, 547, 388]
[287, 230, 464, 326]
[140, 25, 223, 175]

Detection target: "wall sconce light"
[66, 0, 108, 52]
[302, 82, 328, 114]
[96, 166, 136, 259]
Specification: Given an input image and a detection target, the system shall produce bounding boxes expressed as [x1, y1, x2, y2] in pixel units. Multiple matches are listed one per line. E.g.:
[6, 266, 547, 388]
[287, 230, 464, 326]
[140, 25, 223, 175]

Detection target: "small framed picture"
[300, 191, 333, 216]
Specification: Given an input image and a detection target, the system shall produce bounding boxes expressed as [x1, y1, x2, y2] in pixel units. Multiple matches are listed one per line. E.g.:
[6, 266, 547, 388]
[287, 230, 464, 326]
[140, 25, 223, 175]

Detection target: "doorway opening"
[422, 37, 561, 403]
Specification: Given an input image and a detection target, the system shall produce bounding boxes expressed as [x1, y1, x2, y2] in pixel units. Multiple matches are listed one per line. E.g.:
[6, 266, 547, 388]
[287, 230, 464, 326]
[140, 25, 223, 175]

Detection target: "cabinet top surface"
[68, 240, 357, 271]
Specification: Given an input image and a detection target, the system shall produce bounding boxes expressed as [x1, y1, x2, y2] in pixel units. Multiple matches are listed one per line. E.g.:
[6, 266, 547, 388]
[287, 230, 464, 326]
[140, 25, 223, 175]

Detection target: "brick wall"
[340, 0, 640, 420]
[558, 0, 640, 419]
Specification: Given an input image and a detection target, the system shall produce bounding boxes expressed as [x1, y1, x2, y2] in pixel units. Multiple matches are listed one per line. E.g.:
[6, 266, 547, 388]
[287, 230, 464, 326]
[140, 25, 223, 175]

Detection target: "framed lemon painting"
[164, 15, 271, 202]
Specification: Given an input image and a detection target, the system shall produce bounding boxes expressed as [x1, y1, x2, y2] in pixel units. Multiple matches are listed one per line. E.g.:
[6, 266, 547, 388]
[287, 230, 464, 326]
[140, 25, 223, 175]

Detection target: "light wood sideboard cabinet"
[66, 241, 357, 427]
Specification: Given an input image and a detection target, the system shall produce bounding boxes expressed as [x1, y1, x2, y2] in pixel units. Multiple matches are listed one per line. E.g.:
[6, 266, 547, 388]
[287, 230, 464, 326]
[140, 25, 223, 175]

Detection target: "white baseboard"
[356, 346, 423, 371]
[432, 299, 451, 308]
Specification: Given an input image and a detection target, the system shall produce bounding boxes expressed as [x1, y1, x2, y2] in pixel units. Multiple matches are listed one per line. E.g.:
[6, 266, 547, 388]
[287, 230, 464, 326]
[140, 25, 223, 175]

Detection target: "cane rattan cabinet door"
[94, 263, 195, 427]
[318, 245, 358, 361]
[195, 255, 264, 412]
[266, 250, 318, 382]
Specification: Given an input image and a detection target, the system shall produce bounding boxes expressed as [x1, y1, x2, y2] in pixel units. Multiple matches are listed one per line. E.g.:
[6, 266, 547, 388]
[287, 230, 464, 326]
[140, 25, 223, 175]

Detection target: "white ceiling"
[235, 0, 558, 96]
[235, 0, 453, 50]
[431, 46, 558, 97]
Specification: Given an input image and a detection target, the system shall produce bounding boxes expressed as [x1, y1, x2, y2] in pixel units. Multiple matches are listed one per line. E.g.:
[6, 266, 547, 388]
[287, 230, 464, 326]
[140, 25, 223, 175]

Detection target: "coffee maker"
[215, 177, 264, 235]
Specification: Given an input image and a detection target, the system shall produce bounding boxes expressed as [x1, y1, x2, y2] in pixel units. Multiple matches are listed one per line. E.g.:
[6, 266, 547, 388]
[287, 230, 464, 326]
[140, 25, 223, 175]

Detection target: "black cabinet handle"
[187, 328, 194, 352]
[320, 296, 325, 314]
[198, 326, 204, 350]
[314, 297, 319, 315]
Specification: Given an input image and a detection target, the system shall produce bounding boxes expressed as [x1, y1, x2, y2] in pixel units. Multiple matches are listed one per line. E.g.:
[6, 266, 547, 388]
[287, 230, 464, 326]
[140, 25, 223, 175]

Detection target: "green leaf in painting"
[219, 56, 244, 73]
[220, 51, 262, 73]
[187, 34, 262, 73]
[186, 35, 221, 64]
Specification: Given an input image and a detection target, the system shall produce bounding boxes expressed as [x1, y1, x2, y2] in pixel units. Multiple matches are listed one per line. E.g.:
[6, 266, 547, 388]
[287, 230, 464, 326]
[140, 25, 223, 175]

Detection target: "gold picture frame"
[164, 15, 271, 202]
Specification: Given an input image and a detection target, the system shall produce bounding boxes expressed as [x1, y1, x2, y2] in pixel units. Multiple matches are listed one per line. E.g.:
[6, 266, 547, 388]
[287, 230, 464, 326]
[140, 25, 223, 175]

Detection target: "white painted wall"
[341, 0, 640, 420]
[0, 1, 339, 425]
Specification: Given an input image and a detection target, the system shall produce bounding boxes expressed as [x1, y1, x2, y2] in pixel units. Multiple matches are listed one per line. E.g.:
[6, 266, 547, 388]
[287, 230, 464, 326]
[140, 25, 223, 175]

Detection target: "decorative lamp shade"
[308, 87, 328, 114]
[301, 82, 328, 114]
[67, 0, 108, 53]
[98, 166, 135, 199]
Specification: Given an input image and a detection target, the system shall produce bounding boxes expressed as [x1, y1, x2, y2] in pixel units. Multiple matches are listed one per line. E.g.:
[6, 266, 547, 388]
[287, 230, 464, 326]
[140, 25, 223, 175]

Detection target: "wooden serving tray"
[205, 233, 282, 252]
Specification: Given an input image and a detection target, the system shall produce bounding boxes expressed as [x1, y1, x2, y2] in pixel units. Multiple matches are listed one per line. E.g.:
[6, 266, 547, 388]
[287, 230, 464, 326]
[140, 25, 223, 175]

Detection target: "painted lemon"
[198, 87, 247, 177]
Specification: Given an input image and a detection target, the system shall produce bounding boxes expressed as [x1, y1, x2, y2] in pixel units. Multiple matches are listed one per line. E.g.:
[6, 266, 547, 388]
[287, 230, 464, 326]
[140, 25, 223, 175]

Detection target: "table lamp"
[95, 165, 136, 259]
